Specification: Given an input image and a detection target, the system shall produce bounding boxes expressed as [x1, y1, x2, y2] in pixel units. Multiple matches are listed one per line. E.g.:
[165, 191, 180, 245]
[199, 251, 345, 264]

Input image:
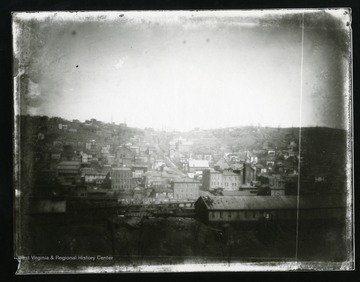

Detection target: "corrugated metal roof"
[200, 195, 344, 210]
[222, 190, 255, 196]
[112, 167, 131, 171]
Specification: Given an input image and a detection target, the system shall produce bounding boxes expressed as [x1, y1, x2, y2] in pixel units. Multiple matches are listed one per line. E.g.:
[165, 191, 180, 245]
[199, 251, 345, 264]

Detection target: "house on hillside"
[131, 164, 148, 179]
[116, 146, 135, 166]
[128, 145, 140, 155]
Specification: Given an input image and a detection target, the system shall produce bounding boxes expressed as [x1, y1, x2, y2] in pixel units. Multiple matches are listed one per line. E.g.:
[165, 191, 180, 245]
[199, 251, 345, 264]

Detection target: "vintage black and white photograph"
[12, 10, 353, 273]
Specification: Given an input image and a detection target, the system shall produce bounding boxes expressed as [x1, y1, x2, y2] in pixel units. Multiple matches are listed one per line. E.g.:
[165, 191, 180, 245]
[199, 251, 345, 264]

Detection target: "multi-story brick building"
[111, 167, 134, 191]
[172, 180, 200, 200]
[203, 169, 241, 191]
[202, 164, 256, 191]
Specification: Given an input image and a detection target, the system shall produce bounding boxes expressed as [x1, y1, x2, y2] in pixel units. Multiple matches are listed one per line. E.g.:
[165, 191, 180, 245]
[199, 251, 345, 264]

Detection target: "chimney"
[243, 163, 250, 184]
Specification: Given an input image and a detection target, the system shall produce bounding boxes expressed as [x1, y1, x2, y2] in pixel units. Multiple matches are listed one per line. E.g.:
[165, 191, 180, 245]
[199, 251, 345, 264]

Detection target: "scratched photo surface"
[12, 10, 353, 273]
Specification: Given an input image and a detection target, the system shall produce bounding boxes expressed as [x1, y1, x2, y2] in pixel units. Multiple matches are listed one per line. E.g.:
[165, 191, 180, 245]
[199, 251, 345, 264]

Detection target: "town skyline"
[18, 112, 347, 133]
[13, 10, 351, 132]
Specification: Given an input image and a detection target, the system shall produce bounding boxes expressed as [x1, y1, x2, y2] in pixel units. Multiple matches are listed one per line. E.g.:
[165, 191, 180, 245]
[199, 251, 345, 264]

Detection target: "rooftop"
[84, 171, 107, 176]
[222, 170, 240, 176]
[112, 167, 131, 171]
[215, 158, 230, 169]
[222, 190, 256, 196]
[131, 164, 149, 168]
[231, 163, 244, 170]
[57, 161, 81, 170]
[58, 161, 81, 166]
[144, 171, 184, 179]
[152, 187, 173, 193]
[199, 195, 344, 210]
[188, 160, 209, 168]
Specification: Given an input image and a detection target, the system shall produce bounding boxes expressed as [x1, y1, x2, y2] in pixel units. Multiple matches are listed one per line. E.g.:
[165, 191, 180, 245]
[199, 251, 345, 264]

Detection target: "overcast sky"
[13, 10, 351, 131]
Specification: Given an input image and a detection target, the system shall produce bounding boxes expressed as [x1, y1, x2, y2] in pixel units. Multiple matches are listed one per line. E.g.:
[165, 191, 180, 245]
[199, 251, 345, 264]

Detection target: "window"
[220, 212, 223, 219]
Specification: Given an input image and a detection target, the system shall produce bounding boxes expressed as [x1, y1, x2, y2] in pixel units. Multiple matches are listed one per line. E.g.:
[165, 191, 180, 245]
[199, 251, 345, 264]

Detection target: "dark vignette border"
[1, 0, 359, 281]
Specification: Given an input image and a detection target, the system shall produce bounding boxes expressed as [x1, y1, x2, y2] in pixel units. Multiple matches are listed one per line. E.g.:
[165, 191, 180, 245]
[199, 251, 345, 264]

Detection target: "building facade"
[186, 160, 209, 173]
[131, 165, 148, 179]
[172, 180, 200, 200]
[203, 168, 248, 191]
[84, 172, 107, 185]
[111, 168, 134, 191]
[56, 161, 81, 185]
[195, 195, 345, 223]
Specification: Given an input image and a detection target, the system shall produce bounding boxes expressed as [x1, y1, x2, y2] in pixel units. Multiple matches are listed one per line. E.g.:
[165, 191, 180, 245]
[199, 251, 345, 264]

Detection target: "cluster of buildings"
[202, 163, 256, 192]
[25, 115, 344, 221]
[163, 135, 300, 198]
[28, 116, 202, 204]
[110, 167, 201, 204]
